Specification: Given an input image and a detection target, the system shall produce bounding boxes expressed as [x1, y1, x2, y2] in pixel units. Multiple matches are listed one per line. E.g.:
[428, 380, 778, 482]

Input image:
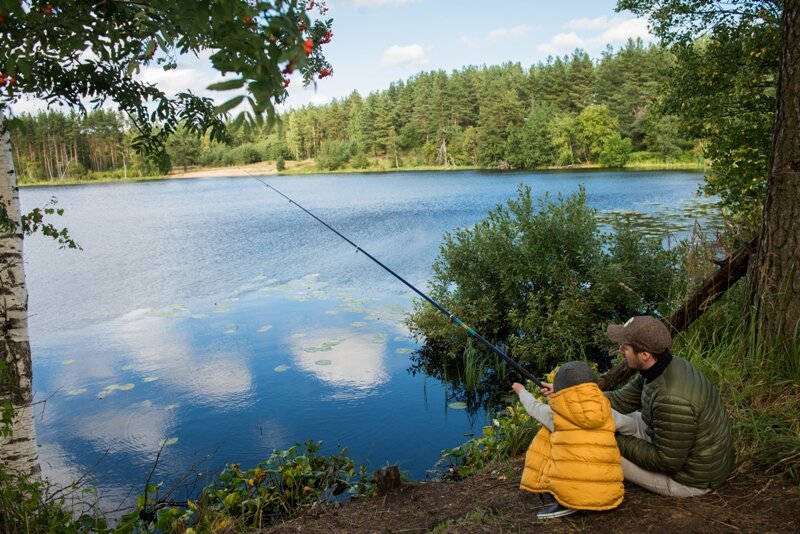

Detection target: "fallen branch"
[598, 236, 757, 391]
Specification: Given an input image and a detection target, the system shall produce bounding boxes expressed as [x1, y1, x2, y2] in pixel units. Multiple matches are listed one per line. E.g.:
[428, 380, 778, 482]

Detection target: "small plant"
[116, 439, 374, 532]
[0, 462, 107, 533]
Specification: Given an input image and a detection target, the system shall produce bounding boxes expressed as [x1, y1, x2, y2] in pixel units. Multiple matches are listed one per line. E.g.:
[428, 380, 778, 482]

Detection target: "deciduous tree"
[0, 0, 331, 476]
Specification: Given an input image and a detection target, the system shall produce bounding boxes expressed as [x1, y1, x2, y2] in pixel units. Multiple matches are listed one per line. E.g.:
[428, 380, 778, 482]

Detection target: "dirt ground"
[260, 459, 799, 534]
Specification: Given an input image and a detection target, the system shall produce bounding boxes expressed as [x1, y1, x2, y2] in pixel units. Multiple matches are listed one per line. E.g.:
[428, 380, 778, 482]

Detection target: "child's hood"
[548, 382, 610, 430]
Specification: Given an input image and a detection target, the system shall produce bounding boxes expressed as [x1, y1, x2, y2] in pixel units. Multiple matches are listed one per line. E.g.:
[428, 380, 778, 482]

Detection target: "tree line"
[9, 39, 698, 182]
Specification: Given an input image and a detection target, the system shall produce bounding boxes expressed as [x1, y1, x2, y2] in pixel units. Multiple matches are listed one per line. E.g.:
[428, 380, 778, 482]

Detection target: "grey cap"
[606, 315, 672, 354]
[553, 361, 598, 392]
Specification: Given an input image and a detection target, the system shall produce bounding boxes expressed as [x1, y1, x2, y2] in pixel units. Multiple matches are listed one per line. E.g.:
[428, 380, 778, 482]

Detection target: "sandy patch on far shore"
[168, 162, 277, 179]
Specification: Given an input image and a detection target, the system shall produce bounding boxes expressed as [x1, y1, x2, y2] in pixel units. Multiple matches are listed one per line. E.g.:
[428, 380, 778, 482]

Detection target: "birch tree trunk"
[748, 0, 800, 359]
[0, 110, 40, 477]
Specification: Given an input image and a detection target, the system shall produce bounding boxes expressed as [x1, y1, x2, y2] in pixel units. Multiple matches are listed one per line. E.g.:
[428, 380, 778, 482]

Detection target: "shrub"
[224, 144, 262, 165]
[407, 185, 678, 375]
[599, 133, 632, 167]
[351, 152, 369, 169]
[316, 139, 353, 171]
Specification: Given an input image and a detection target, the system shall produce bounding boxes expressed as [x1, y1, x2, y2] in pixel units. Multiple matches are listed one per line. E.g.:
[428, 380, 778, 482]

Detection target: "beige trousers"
[615, 411, 712, 498]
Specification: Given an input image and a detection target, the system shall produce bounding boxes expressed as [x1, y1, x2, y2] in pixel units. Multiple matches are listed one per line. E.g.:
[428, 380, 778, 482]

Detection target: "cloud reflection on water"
[111, 311, 255, 410]
[292, 329, 389, 392]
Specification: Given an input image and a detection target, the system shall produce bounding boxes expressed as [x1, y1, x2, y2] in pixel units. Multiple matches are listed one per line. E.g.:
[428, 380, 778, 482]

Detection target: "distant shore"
[19, 159, 706, 186]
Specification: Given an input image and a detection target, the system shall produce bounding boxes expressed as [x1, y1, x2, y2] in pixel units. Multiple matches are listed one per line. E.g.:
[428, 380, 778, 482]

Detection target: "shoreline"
[18, 160, 706, 187]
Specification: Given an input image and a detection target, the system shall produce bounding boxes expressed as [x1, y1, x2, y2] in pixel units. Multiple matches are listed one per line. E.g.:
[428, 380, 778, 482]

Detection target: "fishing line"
[254, 177, 543, 387]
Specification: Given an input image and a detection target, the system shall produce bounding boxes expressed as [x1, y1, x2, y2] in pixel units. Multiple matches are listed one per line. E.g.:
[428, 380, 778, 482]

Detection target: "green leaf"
[215, 95, 246, 115]
[207, 78, 247, 91]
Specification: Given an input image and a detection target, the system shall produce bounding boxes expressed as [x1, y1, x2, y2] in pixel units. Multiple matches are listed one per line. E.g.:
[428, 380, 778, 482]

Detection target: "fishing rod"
[255, 178, 544, 387]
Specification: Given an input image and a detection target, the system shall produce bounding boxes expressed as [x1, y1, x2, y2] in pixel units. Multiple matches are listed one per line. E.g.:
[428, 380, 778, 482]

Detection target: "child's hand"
[512, 382, 525, 394]
[538, 381, 554, 397]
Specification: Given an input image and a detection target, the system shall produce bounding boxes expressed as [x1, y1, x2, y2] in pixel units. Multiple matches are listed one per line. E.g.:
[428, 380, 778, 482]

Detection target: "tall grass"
[674, 281, 800, 480]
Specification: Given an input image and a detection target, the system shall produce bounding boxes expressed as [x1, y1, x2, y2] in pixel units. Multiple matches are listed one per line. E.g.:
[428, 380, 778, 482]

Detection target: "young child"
[512, 361, 624, 519]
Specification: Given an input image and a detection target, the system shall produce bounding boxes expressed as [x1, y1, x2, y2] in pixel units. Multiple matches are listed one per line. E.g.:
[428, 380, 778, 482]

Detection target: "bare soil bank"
[261, 459, 799, 534]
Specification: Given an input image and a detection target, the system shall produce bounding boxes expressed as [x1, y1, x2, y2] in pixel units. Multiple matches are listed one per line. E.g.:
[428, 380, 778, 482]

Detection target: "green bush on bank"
[407, 185, 680, 374]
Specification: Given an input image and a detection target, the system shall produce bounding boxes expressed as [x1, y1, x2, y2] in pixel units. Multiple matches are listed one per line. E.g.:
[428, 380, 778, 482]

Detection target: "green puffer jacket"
[605, 355, 734, 489]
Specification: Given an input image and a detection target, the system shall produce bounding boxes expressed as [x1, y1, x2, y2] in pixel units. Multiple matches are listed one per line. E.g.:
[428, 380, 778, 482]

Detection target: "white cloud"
[487, 25, 533, 41]
[538, 31, 587, 54]
[536, 17, 651, 57]
[598, 18, 651, 44]
[379, 44, 429, 67]
[536, 43, 559, 56]
[137, 65, 219, 98]
[309, 93, 334, 105]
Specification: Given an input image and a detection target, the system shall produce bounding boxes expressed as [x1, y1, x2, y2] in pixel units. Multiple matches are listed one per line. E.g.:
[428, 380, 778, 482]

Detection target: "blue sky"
[11, 0, 653, 114]
[285, 0, 653, 108]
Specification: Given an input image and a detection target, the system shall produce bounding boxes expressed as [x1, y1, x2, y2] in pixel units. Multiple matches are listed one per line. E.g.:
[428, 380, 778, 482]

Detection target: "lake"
[22, 169, 712, 509]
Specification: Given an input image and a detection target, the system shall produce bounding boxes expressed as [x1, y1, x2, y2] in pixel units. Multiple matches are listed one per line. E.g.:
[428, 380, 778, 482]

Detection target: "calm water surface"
[22, 170, 710, 508]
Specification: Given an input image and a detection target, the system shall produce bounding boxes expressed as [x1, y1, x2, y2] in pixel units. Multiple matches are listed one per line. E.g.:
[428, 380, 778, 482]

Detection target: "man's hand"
[538, 381, 554, 397]
[511, 382, 525, 394]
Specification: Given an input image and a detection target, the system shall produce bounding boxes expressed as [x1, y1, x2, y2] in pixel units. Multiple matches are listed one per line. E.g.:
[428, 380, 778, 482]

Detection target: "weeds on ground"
[1, 440, 373, 533]
[115, 440, 374, 533]
[0, 463, 108, 533]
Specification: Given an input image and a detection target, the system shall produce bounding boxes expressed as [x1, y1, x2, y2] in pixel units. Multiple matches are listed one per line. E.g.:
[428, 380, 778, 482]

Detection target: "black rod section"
[257, 179, 543, 386]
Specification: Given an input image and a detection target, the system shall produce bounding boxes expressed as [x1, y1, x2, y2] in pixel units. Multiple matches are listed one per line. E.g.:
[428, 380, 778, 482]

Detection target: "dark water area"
[21, 169, 713, 509]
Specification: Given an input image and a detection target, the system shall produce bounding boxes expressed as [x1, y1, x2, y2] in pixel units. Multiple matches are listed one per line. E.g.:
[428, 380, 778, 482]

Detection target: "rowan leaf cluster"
[0, 0, 332, 169]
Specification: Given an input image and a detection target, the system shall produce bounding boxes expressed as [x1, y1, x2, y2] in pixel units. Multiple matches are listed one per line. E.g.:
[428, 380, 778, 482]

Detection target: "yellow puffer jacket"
[519, 382, 623, 510]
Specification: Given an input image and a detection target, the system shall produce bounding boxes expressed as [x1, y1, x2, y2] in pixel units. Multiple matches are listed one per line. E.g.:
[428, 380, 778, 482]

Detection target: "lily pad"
[159, 437, 179, 447]
[117, 383, 135, 391]
[164, 404, 179, 411]
[274, 365, 291, 373]
[350, 321, 367, 328]
[143, 376, 159, 383]
[191, 314, 208, 319]
[448, 402, 468, 410]
[395, 348, 414, 354]
[393, 336, 408, 342]
[67, 388, 87, 396]
[315, 359, 332, 366]
[372, 333, 388, 344]
[224, 328, 238, 335]
[213, 306, 231, 314]
[325, 310, 338, 315]
[62, 359, 76, 365]
[257, 325, 273, 333]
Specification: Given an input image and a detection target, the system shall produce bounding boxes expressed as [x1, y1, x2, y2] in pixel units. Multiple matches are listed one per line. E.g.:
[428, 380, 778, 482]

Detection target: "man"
[602, 315, 735, 497]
